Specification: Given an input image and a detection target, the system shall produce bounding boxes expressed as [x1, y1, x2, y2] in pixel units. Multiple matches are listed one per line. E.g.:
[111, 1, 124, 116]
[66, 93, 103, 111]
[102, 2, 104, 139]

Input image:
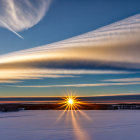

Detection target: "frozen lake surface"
[0, 110, 140, 140]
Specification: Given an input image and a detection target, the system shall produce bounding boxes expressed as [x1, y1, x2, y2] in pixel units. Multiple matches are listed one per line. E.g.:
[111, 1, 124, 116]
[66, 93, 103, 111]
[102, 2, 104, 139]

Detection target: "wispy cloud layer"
[0, 0, 51, 38]
[0, 69, 130, 84]
[0, 14, 140, 68]
[104, 78, 140, 82]
[10, 82, 140, 88]
[0, 14, 140, 84]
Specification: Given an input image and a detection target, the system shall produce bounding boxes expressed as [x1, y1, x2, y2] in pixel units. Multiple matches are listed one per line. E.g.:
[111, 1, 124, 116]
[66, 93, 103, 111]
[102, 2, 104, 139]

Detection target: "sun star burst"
[59, 93, 82, 110]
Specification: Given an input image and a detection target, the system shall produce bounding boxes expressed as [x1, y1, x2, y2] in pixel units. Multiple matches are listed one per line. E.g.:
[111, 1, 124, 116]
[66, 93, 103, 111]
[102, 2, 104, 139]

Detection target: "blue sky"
[0, 0, 140, 97]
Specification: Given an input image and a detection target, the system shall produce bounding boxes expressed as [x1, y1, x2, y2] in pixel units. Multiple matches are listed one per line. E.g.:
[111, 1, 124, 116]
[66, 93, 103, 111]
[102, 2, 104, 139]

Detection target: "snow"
[0, 110, 140, 140]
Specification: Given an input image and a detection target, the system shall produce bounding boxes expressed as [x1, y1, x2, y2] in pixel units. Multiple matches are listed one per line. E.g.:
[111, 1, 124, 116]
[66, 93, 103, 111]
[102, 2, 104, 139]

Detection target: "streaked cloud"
[0, 14, 140, 69]
[0, 68, 130, 84]
[0, 0, 51, 38]
[0, 20, 24, 39]
[104, 78, 140, 82]
[0, 69, 76, 84]
[0, 14, 140, 84]
[0, 80, 20, 84]
[9, 82, 140, 88]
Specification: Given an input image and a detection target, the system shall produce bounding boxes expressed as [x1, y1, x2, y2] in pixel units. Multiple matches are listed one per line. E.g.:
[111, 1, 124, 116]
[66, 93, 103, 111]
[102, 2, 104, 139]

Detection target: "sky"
[0, 0, 140, 97]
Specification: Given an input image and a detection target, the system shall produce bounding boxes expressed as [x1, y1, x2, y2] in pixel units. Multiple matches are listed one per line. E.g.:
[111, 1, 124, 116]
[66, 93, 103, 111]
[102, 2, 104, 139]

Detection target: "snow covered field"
[0, 110, 140, 140]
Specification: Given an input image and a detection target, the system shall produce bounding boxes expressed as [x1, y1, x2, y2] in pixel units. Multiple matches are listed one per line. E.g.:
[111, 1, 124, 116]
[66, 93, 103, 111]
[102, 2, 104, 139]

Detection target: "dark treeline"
[1, 103, 140, 112]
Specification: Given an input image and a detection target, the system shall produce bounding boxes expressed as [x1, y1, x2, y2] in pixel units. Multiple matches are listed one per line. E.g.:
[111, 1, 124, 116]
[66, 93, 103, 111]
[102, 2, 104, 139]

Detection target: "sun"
[68, 98, 74, 105]
[58, 91, 86, 110]
[65, 96, 77, 110]
[59, 93, 82, 110]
